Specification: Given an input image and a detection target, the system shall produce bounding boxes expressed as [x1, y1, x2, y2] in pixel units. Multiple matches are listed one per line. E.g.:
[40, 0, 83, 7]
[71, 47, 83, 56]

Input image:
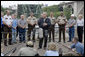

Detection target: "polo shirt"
[18, 19, 26, 27]
[68, 19, 75, 26]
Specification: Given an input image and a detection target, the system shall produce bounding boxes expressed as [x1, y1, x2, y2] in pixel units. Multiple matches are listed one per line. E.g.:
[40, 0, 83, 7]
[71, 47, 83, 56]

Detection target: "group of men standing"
[1, 10, 84, 49]
[1, 10, 27, 46]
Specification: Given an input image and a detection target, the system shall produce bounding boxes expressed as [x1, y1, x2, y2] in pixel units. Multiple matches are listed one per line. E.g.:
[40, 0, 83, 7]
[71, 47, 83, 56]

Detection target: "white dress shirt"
[77, 19, 84, 26]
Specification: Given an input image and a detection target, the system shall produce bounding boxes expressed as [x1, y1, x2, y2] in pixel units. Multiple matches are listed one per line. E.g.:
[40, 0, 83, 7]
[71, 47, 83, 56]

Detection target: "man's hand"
[72, 49, 75, 52]
[29, 23, 34, 26]
[22, 26, 26, 29]
[22, 26, 25, 29]
[8, 25, 12, 28]
[35, 21, 37, 25]
[20, 25, 23, 29]
[43, 23, 47, 26]
[14, 27, 16, 30]
[68, 25, 70, 28]
[68, 24, 73, 28]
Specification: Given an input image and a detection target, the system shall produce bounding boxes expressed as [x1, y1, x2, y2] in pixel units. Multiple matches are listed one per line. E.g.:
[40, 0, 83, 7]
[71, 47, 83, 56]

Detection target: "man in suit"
[38, 12, 51, 49]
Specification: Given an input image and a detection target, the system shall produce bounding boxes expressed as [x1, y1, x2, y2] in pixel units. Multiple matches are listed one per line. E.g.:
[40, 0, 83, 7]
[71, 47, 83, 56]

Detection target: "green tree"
[42, 5, 72, 20]
[42, 5, 59, 18]
[63, 7, 71, 20]
[1, 6, 9, 15]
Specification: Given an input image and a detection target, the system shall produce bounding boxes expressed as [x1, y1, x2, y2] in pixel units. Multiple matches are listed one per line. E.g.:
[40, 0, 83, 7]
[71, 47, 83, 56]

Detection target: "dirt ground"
[1, 29, 84, 56]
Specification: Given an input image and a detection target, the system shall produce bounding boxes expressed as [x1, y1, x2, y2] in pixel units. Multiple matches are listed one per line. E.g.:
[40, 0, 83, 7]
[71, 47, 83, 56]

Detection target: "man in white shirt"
[77, 14, 84, 43]
[3, 10, 13, 46]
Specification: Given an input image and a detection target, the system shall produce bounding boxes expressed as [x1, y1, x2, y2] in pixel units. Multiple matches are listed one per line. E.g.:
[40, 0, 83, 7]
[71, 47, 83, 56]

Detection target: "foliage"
[42, 5, 71, 20]
[63, 7, 71, 20]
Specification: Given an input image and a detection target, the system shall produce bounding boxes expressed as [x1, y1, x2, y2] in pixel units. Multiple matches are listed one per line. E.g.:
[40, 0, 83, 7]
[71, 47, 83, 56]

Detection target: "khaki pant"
[27, 24, 35, 41]
[59, 24, 65, 42]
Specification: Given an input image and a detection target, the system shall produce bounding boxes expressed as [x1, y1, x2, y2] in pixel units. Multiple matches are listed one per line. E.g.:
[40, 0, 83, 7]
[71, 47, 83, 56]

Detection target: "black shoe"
[9, 43, 12, 45]
[11, 43, 14, 45]
[33, 40, 35, 42]
[53, 40, 55, 42]
[19, 41, 22, 43]
[67, 41, 71, 42]
[49, 40, 51, 42]
[64, 41, 66, 43]
[23, 41, 25, 43]
[44, 47, 46, 50]
[38, 47, 42, 49]
[14, 42, 17, 44]
[58, 41, 61, 43]
[4, 44, 7, 46]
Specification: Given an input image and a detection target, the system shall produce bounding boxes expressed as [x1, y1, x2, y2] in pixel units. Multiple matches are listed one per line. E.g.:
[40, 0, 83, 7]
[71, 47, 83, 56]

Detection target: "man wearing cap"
[3, 10, 13, 46]
[17, 41, 39, 56]
[68, 14, 76, 42]
[56, 12, 67, 43]
[27, 12, 37, 42]
[48, 12, 56, 42]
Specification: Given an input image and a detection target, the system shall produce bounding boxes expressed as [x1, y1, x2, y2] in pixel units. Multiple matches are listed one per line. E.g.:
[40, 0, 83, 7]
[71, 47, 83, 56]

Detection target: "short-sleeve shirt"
[18, 19, 26, 27]
[57, 16, 67, 25]
[3, 15, 13, 26]
[68, 19, 75, 26]
[48, 17, 56, 25]
[71, 42, 84, 55]
[27, 16, 37, 25]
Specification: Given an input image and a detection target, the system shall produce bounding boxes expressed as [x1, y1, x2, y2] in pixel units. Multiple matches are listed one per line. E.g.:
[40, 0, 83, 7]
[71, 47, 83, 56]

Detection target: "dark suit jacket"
[38, 17, 51, 30]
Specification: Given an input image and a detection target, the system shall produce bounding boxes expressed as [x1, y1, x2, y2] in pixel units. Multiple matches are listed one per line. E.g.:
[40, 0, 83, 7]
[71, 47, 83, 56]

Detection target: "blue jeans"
[69, 26, 75, 41]
[12, 31, 16, 43]
[19, 28, 26, 42]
